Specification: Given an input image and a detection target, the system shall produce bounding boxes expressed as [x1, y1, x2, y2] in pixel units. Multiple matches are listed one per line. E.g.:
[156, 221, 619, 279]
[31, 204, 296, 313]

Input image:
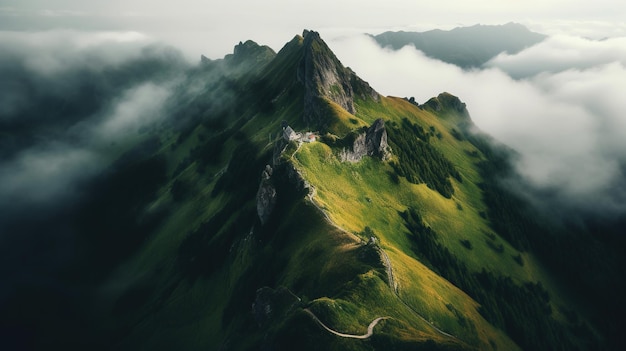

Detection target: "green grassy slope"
[72, 31, 611, 351]
[287, 92, 605, 350]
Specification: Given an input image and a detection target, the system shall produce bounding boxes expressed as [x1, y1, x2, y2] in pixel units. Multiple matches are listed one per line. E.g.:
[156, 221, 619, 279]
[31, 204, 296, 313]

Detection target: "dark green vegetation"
[2, 29, 624, 351]
[371, 23, 546, 68]
[387, 118, 461, 198]
[466, 131, 626, 350]
[401, 207, 602, 351]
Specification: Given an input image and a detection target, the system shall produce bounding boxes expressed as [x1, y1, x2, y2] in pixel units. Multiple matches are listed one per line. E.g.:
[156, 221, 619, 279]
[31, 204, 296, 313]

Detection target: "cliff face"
[364, 118, 389, 158]
[340, 118, 390, 162]
[298, 30, 379, 129]
[257, 138, 314, 225]
[256, 165, 277, 225]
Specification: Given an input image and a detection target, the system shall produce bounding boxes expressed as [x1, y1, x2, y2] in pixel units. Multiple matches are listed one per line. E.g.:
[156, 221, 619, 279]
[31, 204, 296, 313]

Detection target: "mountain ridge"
[2, 28, 623, 351]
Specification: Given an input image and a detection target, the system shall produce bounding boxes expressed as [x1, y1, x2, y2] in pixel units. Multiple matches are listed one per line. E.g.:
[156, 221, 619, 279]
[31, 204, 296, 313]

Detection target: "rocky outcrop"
[285, 162, 312, 197]
[423, 92, 469, 118]
[230, 40, 276, 66]
[200, 54, 212, 65]
[365, 119, 389, 158]
[298, 30, 379, 129]
[256, 165, 277, 225]
[340, 118, 391, 162]
[216, 40, 276, 77]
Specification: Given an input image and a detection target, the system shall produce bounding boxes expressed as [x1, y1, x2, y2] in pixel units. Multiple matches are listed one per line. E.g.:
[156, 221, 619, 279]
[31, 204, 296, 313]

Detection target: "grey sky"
[1, 0, 625, 59]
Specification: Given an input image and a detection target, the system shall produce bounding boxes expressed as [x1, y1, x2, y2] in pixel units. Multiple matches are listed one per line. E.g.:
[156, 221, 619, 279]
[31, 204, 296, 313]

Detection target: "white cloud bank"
[487, 35, 626, 78]
[327, 34, 626, 214]
[0, 30, 182, 209]
[0, 30, 154, 76]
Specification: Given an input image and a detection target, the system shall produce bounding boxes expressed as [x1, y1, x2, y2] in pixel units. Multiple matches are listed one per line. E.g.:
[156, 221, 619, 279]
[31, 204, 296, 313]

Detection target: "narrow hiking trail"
[304, 309, 389, 339]
[304, 189, 458, 340]
[292, 146, 459, 341]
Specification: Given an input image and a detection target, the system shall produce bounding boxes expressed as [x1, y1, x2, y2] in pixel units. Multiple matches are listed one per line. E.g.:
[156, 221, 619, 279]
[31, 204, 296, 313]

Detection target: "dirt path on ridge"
[304, 309, 389, 339]
[292, 147, 458, 341]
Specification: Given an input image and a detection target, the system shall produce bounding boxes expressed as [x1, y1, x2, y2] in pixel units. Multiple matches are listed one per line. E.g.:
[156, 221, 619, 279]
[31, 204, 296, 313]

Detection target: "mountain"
[370, 23, 547, 68]
[2, 30, 625, 351]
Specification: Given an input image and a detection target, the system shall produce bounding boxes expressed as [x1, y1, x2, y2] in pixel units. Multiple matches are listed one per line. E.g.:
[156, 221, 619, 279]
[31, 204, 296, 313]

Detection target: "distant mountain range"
[370, 22, 547, 68]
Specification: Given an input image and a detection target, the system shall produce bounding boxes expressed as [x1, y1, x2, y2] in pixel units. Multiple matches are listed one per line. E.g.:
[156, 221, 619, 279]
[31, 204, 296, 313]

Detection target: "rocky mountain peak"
[298, 30, 379, 129]
[220, 39, 276, 76]
[232, 40, 275, 63]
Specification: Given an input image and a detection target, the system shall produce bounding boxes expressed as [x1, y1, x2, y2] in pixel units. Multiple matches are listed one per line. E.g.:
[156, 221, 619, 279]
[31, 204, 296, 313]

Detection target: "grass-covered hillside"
[4, 30, 624, 351]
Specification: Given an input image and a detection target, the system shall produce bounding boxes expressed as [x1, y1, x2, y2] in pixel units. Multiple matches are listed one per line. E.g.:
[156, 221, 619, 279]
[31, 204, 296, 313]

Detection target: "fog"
[2, 27, 625, 219]
[487, 35, 626, 78]
[327, 34, 626, 215]
[3, 1, 626, 62]
[2, 25, 625, 217]
[0, 30, 187, 221]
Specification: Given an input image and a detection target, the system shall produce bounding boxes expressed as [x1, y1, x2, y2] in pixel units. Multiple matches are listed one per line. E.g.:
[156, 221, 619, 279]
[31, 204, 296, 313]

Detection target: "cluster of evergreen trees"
[386, 119, 461, 198]
[401, 208, 599, 351]
[466, 131, 626, 350]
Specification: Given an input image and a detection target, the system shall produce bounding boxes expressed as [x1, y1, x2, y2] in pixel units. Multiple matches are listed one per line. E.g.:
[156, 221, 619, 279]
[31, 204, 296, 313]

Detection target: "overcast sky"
[1, 0, 626, 59]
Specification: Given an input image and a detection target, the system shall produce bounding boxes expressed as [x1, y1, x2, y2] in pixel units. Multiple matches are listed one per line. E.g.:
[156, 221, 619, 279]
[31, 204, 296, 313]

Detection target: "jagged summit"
[230, 40, 276, 65]
[200, 39, 276, 76]
[297, 30, 379, 129]
[299, 30, 357, 115]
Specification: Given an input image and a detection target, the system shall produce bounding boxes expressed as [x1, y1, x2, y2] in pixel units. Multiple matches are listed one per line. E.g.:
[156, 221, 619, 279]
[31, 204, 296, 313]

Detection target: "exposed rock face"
[269, 131, 312, 201]
[365, 119, 389, 158]
[340, 118, 391, 162]
[298, 30, 379, 129]
[256, 165, 277, 225]
[285, 162, 312, 197]
[283, 126, 298, 141]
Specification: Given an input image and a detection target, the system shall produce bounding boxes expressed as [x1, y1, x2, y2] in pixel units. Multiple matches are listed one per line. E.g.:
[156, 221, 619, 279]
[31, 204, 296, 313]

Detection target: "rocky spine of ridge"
[201, 40, 276, 76]
[228, 40, 276, 66]
[298, 30, 379, 129]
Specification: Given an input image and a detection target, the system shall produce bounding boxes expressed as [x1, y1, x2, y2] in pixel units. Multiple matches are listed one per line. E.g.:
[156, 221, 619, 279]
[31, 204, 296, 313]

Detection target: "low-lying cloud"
[0, 30, 155, 77]
[0, 145, 99, 207]
[487, 35, 626, 78]
[95, 82, 173, 140]
[0, 30, 186, 215]
[0, 31, 249, 342]
[327, 34, 626, 216]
